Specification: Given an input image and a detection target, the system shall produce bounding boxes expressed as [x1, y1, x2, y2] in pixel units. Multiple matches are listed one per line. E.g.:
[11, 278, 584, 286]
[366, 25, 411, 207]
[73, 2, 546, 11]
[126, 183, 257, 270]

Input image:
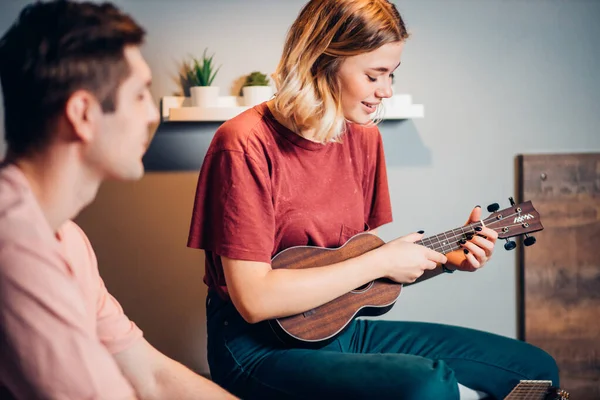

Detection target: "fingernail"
[459, 239, 466, 245]
[417, 230, 425, 234]
[475, 205, 481, 208]
[466, 234, 474, 240]
[464, 249, 469, 254]
[474, 226, 482, 231]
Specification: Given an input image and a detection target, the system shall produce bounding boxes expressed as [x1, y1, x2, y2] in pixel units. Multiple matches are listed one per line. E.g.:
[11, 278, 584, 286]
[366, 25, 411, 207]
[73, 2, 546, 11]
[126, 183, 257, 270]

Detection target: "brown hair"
[0, 0, 146, 157]
[272, 0, 409, 143]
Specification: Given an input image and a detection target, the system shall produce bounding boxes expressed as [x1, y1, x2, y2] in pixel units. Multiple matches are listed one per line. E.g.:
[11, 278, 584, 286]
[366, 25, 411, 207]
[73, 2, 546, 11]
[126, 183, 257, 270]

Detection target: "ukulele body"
[269, 233, 402, 345]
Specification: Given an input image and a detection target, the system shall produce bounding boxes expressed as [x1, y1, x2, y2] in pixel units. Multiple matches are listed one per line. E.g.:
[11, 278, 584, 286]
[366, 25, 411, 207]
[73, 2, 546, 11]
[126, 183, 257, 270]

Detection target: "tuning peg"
[524, 234, 536, 246]
[508, 197, 515, 206]
[487, 203, 500, 213]
[504, 239, 517, 251]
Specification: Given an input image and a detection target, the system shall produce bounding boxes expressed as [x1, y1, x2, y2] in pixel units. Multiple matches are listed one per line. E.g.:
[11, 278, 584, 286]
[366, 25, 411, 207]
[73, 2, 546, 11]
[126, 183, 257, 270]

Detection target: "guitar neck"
[416, 222, 483, 255]
[405, 221, 484, 286]
[504, 380, 568, 400]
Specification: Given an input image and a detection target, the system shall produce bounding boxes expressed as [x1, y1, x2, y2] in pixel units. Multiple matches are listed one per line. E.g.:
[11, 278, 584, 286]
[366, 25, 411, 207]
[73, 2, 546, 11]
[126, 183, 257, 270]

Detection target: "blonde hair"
[272, 0, 409, 143]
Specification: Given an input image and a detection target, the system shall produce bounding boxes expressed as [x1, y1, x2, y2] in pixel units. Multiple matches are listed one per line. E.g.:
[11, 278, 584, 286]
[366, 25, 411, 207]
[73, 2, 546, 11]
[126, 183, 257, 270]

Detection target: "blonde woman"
[188, 1, 558, 398]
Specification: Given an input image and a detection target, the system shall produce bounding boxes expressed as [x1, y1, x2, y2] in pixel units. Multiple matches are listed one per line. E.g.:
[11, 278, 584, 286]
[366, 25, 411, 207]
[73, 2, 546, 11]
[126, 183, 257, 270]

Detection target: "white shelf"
[160, 95, 424, 122]
[161, 96, 248, 122]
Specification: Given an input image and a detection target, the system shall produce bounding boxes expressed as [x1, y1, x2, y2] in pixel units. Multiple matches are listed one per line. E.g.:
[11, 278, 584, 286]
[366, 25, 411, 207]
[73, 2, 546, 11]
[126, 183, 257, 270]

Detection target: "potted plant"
[241, 71, 273, 106]
[187, 49, 221, 107]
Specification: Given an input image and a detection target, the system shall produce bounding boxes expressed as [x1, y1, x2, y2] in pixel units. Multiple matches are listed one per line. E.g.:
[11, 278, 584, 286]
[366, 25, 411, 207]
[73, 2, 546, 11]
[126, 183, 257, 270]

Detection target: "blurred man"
[0, 1, 236, 398]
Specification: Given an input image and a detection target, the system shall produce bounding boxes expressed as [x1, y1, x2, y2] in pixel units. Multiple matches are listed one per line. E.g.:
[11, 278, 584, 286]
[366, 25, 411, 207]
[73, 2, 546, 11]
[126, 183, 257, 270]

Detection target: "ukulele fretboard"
[416, 222, 483, 254]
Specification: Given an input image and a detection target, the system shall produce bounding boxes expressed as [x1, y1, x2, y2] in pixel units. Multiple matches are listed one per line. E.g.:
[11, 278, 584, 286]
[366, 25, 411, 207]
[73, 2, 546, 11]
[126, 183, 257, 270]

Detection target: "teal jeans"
[206, 291, 559, 399]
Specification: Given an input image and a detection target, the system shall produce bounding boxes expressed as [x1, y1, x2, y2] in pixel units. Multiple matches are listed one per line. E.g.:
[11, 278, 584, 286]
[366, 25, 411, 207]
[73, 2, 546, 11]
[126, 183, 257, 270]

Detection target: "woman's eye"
[366, 75, 377, 82]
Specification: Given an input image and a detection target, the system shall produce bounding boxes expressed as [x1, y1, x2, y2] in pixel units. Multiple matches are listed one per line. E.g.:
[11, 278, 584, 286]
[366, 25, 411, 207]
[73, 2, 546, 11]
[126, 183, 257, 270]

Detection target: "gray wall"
[1, 0, 599, 375]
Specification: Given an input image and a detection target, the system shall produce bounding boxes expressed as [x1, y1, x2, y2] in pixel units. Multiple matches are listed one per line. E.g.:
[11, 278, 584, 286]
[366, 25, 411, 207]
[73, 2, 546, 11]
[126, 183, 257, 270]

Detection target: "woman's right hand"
[376, 232, 447, 283]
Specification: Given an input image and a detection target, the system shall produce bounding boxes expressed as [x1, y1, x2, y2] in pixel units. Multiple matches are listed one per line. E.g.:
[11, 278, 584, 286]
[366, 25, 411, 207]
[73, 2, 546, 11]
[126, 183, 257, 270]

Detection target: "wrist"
[368, 247, 390, 279]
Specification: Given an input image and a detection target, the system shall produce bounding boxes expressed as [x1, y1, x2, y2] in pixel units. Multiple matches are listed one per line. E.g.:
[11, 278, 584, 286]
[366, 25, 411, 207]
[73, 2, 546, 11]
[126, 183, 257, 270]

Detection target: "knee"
[404, 360, 459, 400]
[530, 346, 560, 386]
[518, 343, 560, 386]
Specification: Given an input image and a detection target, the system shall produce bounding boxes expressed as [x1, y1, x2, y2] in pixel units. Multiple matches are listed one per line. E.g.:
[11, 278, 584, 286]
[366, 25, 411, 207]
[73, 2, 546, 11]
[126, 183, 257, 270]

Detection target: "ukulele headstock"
[483, 197, 543, 250]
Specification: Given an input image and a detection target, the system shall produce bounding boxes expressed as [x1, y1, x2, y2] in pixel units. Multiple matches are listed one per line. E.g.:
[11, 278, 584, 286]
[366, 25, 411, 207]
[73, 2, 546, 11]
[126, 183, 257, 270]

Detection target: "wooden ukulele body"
[269, 233, 402, 344]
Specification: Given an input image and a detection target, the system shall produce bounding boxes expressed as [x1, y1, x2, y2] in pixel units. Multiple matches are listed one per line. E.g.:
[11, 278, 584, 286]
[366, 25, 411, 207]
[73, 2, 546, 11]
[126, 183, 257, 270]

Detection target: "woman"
[188, 1, 559, 398]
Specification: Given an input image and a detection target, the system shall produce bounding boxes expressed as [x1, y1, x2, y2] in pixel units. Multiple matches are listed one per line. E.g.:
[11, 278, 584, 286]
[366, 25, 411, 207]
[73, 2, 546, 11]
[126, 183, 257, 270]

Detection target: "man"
[0, 1, 236, 398]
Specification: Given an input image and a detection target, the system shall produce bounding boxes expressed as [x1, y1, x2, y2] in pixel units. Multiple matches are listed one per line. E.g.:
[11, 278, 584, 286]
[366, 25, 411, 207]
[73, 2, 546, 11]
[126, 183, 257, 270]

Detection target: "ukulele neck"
[403, 223, 484, 286]
[416, 222, 483, 255]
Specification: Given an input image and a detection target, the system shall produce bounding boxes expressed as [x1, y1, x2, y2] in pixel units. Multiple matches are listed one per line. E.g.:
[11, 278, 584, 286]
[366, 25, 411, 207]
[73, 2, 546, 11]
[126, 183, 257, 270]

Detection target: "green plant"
[243, 71, 270, 87]
[187, 49, 221, 87]
[239, 71, 270, 95]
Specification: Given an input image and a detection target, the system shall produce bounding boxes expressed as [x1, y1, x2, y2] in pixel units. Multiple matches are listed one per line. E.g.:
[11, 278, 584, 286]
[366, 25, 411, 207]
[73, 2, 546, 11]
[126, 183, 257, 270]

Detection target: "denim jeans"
[206, 291, 559, 399]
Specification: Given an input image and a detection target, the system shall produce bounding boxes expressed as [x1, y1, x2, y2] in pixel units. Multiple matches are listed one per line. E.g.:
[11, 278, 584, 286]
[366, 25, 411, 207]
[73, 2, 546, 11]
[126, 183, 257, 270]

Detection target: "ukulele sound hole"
[351, 281, 374, 293]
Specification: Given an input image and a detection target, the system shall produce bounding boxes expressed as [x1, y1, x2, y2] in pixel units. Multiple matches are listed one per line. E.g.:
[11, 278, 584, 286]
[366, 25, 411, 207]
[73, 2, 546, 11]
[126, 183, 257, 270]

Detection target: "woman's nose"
[375, 83, 393, 99]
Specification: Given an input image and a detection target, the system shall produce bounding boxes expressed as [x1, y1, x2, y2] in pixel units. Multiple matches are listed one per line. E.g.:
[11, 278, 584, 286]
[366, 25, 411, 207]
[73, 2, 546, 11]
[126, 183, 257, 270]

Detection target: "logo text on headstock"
[514, 214, 534, 224]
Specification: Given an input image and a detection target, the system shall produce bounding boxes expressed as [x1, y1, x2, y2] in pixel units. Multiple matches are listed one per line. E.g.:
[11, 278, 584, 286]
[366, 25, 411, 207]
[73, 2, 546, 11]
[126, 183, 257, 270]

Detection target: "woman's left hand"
[446, 206, 498, 272]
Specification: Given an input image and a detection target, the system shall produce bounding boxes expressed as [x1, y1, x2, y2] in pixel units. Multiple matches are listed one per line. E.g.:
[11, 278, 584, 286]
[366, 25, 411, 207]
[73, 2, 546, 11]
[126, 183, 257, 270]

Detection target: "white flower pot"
[190, 86, 220, 107]
[242, 86, 273, 107]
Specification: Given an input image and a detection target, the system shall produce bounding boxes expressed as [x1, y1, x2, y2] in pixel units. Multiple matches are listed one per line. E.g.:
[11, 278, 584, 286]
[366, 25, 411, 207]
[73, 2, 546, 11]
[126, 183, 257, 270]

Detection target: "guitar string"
[509, 381, 550, 400]
[529, 381, 546, 400]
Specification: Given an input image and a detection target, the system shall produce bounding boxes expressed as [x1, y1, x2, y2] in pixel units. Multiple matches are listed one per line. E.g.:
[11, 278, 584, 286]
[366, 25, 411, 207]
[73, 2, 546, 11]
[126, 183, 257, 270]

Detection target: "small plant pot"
[242, 86, 273, 107]
[190, 86, 220, 107]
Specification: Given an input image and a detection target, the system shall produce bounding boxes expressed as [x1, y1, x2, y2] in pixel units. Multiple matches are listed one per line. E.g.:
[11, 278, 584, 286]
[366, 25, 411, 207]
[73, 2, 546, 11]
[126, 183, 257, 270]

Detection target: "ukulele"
[504, 380, 569, 399]
[269, 199, 543, 345]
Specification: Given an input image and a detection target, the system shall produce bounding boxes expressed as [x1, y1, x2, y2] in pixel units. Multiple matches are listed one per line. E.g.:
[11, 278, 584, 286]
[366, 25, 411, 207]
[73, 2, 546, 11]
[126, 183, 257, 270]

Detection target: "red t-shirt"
[187, 103, 393, 300]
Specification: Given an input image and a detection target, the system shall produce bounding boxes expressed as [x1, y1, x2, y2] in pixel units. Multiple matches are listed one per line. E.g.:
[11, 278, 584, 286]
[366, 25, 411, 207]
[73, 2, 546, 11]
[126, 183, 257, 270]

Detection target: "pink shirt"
[0, 164, 142, 399]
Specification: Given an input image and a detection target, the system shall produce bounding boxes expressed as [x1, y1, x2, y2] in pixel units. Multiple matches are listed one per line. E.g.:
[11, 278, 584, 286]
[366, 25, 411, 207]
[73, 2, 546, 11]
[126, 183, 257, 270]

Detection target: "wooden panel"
[518, 153, 600, 399]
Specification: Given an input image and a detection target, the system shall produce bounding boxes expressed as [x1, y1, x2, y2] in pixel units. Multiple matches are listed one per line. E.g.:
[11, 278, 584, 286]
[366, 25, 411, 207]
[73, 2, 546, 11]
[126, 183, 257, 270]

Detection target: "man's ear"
[64, 90, 102, 143]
